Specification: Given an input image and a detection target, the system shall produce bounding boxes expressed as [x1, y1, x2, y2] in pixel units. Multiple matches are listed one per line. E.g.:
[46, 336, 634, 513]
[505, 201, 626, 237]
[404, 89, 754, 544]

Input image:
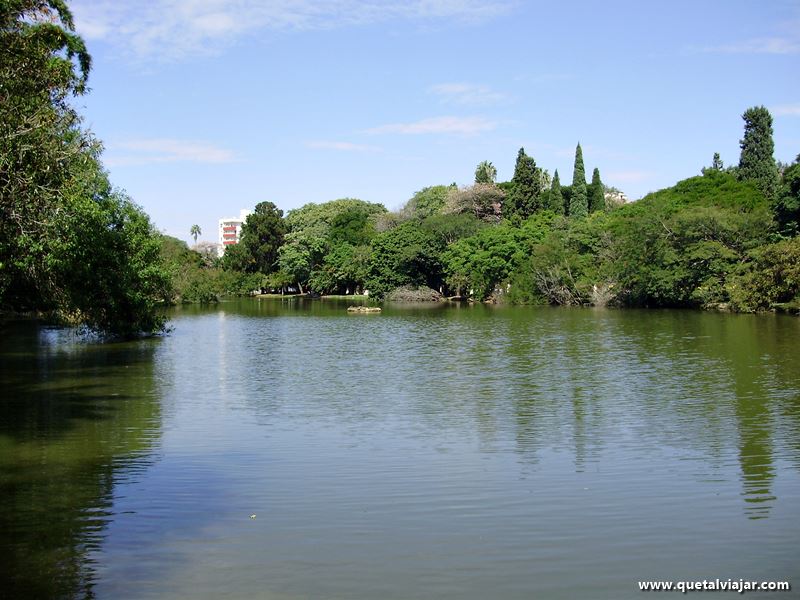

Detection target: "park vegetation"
[2, 2, 799, 338]
[1, 0, 169, 336]
[191, 104, 797, 314]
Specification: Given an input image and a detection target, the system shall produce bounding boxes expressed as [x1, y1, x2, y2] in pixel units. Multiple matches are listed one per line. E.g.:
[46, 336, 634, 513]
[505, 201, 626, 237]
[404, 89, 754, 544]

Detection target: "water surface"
[1, 300, 799, 599]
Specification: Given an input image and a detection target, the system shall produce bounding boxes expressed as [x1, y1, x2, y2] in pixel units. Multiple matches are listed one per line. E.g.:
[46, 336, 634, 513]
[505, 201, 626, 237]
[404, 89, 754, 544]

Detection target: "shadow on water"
[0, 320, 163, 599]
[606, 309, 800, 520]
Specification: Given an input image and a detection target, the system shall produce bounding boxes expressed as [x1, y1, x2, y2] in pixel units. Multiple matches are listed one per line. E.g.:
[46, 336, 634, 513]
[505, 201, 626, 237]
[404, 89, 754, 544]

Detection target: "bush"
[728, 237, 800, 311]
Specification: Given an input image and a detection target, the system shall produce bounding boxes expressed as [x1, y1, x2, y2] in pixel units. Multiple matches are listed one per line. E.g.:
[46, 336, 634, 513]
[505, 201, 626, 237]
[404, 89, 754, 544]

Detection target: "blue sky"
[70, 0, 800, 244]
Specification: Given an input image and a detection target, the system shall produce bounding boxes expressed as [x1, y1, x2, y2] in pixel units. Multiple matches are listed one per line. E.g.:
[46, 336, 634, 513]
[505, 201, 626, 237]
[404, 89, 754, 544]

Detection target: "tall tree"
[474, 160, 497, 184]
[190, 224, 201, 243]
[738, 106, 779, 200]
[239, 202, 286, 274]
[507, 147, 544, 220]
[569, 143, 588, 218]
[774, 154, 800, 235]
[547, 170, 564, 214]
[712, 152, 724, 171]
[589, 167, 604, 213]
[0, 0, 168, 336]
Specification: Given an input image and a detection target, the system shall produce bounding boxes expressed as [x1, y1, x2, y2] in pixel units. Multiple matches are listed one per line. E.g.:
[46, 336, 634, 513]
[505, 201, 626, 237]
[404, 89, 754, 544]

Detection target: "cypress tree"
[507, 147, 544, 219]
[589, 167, 604, 212]
[569, 143, 588, 218]
[738, 106, 779, 200]
[548, 169, 564, 214]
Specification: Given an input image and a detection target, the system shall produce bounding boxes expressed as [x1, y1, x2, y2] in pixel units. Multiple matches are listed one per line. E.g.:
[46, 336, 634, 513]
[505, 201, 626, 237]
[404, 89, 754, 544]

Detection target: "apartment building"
[217, 208, 252, 257]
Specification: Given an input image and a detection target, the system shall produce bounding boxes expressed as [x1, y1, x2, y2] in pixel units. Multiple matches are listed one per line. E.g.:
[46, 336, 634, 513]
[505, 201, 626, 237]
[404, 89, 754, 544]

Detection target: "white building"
[217, 208, 252, 257]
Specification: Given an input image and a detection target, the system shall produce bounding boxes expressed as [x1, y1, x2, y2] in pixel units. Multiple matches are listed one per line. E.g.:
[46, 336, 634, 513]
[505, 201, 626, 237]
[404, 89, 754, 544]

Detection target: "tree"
[506, 148, 545, 219]
[443, 184, 504, 222]
[738, 106, 779, 200]
[366, 222, 442, 298]
[569, 143, 588, 218]
[589, 168, 604, 213]
[421, 213, 485, 246]
[712, 152, 724, 171]
[0, 1, 168, 336]
[475, 160, 497, 184]
[442, 225, 526, 299]
[278, 198, 385, 292]
[1, 0, 91, 309]
[774, 155, 800, 235]
[547, 170, 564, 214]
[400, 185, 454, 220]
[328, 206, 374, 247]
[238, 202, 286, 274]
[190, 224, 202, 243]
[194, 241, 220, 267]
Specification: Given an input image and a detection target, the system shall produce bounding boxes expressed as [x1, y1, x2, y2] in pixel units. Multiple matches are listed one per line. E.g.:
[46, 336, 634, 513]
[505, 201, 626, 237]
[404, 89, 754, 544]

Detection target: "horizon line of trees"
[2, 1, 798, 336]
[170, 105, 798, 313]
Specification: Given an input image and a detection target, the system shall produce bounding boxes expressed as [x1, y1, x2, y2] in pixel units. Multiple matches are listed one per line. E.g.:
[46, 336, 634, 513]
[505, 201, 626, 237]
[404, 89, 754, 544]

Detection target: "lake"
[1, 299, 799, 599]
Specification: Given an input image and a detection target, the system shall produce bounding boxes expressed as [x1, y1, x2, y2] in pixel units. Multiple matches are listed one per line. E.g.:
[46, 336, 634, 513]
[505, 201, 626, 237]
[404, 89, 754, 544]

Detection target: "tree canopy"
[475, 160, 498, 184]
[588, 168, 604, 213]
[569, 144, 588, 218]
[506, 148, 546, 220]
[0, 0, 168, 336]
[738, 106, 779, 201]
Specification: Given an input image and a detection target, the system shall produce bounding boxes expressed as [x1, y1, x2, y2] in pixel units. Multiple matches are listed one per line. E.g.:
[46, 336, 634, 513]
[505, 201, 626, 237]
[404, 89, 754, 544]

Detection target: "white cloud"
[366, 115, 496, 135]
[104, 138, 236, 166]
[306, 140, 380, 152]
[771, 103, 800, 116]
[72, 0, 514, 61]
[429, 82, 508, 106]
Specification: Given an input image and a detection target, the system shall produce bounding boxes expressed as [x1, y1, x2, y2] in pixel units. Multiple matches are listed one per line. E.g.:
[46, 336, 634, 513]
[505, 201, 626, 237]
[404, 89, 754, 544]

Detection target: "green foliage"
[547, 170, 564, 214]
[774, 158, 800, 235]
[161, 235, 263, 303]
[569, 143, 587, 218]
[278, 198, 385, 293]
[442, 212, 556, 299]
[506, 171, 775, 308]
[515, 212, 611, 305]
[265, 269, 295, 293]
[474, 160, 497, 184]
[236, 201, 286, 274]
[0, 4, 168, 336]
[638, 169, 766, 211]
[366, 222, 442, 298]
[589, 167, 604, 213]
[506, 148, 545, 220]
[328, 206, 374, 246]
[738, 106, 779, 201]
[712, 152, 724, 171]
[606, 172, 771, 307]
[53, 188, 170, 336]
[443, 184, 504, 222]
[221, 239, 253, 272]
[190, 224, 201, 243]
[400, 185, 454, 220]
[728, 237, 800, 312]
[309, 243, 371, 294]
[420, 213, 486, 246]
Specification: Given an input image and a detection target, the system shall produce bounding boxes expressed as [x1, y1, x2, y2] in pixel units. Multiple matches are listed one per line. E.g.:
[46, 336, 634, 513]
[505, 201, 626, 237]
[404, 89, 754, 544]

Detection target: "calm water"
[1, 300, 799, 599]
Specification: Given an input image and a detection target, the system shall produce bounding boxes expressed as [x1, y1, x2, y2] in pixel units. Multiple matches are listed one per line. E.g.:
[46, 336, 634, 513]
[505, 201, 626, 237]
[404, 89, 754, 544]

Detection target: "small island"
[346, 306, 382, 313]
